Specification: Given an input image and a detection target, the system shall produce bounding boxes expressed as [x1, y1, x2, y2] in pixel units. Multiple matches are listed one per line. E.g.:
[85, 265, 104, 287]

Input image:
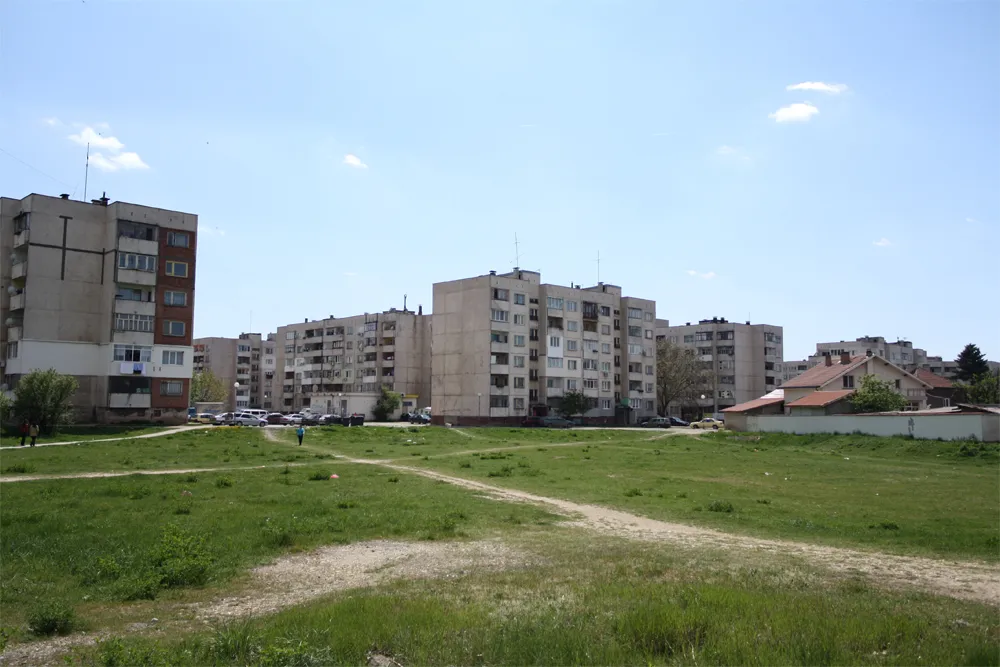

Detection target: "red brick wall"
[151, 377, 191, 409]
[155, 227, 196, 346]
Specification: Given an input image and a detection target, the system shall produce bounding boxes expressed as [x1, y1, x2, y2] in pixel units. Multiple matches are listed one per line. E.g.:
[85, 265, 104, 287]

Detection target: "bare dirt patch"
[199, 539, 531, 619]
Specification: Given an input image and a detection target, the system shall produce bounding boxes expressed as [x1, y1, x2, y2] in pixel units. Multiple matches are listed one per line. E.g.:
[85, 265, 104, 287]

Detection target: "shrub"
[183, 474, 199, 483]
[210, 619, 261, 664]
[459, 462, 472, 469]
[153, 524, 212, 588]
[27, 600, 75, 636]
[215, 476, 234, 488]
[487, 465, 514, 478]
[388, 476, 399, 483]
[756, 499, 771, 505]
[308, 471, 328, 481]
[113, 571, 162, 601]
[624, 488, 643, 497]
[708, 500, 734, 513]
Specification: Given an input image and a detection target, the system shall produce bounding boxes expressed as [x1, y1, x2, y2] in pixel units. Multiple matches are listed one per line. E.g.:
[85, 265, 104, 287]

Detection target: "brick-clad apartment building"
[0, 192, 197, 424]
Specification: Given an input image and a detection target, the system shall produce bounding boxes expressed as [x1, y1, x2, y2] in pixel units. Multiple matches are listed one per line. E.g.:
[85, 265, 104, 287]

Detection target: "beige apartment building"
[273, 307, 430, 417]
[807, 336, 927, 369]
[432, 269, 658, 425]
[655, 318, 783, 420]
[1, 192, 197, 424]
[192, 332, 270, 410]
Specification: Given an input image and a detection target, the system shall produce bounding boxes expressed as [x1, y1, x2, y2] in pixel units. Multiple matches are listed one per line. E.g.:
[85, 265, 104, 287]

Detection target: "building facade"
[273, 308, 430, 417]
[432, 269, 658, 425]
[807, 336, 927, 369]
[1, 192, 197, 424]
[655, 318, 783, 419]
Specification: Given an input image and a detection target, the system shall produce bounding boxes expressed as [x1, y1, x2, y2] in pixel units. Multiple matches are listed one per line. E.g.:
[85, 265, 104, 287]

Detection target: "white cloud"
[343, 271, 358, 277]
[69, 126, 124, 151]
[966, 217, 979, 224]
[786, 81, 848, 94]
[198, 224, 226, 237]
[89, 151, 149, 172]
[686, 269, 716, 280]
[769, 102, 819, 123]
[42, 117, 61, 126]
[873, 238, 892, 247]
[715, 145, 751, 163]
[343, 154, 368, 169]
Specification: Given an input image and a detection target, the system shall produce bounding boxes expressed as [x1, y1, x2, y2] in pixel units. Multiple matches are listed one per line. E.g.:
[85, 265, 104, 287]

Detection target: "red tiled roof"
[781, 356, 868, 389]
[721, 396, 785, 413]
[913, 368, 953, 388]
[786, 390, 855, 407]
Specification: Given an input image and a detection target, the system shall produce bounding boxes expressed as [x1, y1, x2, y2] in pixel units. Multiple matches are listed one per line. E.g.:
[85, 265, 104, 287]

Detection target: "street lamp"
[477, 392, 483, 424]
[232, 382, 240, 417]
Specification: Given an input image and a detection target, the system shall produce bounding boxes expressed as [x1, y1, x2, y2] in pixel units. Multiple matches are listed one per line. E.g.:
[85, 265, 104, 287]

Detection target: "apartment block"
[655, 317, 783, 420]
[432, 269, 658, 425]
[273, 308, 430, 417]
[1, 192, 197, 424]
[192, 333, 268, 410]
[807, 336, 927, 369]
[778, 359, 809, 385]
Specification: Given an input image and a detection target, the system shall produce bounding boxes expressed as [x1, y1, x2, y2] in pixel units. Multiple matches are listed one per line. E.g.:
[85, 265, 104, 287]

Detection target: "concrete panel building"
[273, 308, 431, 418]
[1, 192, 197, 424]
[655, 317, 783, 420]
[807, 336, 927, 369]
[432, 269, 657, 425]
[193, 333, 276, 411]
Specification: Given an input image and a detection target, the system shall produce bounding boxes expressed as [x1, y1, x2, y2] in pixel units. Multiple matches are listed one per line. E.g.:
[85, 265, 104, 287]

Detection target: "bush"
[487, 465, 514, 478]
[11, 368, 79, 435]
[308, 471, 329, 481]
[388, 476, 399, 483]
[153, 524, 212, 588]
[215, 476, 234, 488]
[624, 488, 643, 497]
[27, 600, 75, 636]
[459, 462, 472, 469]
[708, 500, 734, 513]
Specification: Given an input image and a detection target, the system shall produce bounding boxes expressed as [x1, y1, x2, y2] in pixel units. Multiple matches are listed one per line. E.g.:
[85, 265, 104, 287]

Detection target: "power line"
[0, 146, 74, 189]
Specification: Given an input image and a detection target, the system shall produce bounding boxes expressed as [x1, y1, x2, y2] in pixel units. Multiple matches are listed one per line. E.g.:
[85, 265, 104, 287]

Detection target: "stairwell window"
[514, 293, 526, 305]
[160, 380, 183, 396]
[162, 350, 185, 365]
[163, 320, 185, 337]
[165, 261, 188, 277]
[166, 231, 190, 248]
[164, 290, 187, 306]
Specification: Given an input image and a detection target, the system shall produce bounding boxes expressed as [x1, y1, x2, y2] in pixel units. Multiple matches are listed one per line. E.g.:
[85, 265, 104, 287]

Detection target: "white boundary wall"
[746, 414, 998, 442]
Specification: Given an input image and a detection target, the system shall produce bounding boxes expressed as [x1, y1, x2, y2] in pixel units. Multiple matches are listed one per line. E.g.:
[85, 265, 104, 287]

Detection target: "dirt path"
[0, 424, 212, 450]
[0, 463, 307, 484]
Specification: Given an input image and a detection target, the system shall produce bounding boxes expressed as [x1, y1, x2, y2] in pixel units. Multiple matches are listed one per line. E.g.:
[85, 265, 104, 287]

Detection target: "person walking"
[19, 419, 29, 447]
[29, 423, 39, 447]
[296, 425, 305, 446]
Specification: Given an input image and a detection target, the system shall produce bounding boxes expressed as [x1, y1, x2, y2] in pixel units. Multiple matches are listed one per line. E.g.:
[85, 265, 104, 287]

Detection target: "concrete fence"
[745, 413, 999, 442]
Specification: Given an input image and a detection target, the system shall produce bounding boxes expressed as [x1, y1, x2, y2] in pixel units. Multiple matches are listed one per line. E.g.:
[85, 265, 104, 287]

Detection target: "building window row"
[115, 313, 154, 332]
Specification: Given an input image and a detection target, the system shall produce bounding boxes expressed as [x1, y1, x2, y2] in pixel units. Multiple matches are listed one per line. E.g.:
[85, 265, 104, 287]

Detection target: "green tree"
[0, 391, 12, 426]
[955, 344, 990, 383]
[960, 372, 1000, 405]
[849, 374, 907, 413]
[559, 391, 592, 417]
[372, 386, 401, 421]
[12, 369, 79, 435]
[656, 340, 711, 416]
[189, 370, 228, 404]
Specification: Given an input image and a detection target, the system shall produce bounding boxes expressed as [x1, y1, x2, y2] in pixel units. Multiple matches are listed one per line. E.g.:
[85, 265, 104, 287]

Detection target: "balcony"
[108, 393, 151, 409]
[381, 345, 394, 354]
[115, 300, 156, 317]
[11, 262, 26, 280]
[117, 268, 157, 286]
[13, 230, 28, 248]
[7, 326, 22, 342]
[117, 236, 159, 256]
[9, 292, 25, 310]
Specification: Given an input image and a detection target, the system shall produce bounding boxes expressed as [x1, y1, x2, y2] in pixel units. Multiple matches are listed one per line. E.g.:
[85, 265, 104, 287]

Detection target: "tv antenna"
[595, 250, 601, 283]
[514, 233, 521, 268]
[83, 143, 90, 201]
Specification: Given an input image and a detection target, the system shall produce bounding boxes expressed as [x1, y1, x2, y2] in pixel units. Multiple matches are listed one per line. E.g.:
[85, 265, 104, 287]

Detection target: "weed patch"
[26, 600, 75, 636]
[707, 500, 734, 513]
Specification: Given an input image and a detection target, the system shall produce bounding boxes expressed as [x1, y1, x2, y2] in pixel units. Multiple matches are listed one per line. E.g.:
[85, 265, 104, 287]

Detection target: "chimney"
[866, 350, 873, 357]
[824, 354, 833, 367]
[840, 352, 851, 365]
[745, 321, 751, 325]
[489, 270, 496, 276]
[418, 305, 423, 315]
[60, 193, 70, 200]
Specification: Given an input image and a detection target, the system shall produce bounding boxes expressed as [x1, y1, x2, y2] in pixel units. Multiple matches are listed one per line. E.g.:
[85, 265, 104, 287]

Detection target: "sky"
[1, 0, 997, 362]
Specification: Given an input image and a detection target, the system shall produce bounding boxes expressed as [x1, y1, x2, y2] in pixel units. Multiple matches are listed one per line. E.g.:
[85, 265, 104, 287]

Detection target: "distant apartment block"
[655, 317, 783, 419]
[1, 192, 197, 424]
[192, 332, 273, 410]
[778, 359, 809, 385]
[273, 308, 430, 417]
[432, 269, 657, 425]
[807, 336, 927, 369]
[917, 355, 1000, 381]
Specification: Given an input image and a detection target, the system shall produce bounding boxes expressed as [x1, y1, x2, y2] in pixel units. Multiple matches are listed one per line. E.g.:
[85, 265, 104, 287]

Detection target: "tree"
[849, 374, 907, 413]
[959, 372, 1000, 405]
[12, 369, 79, 435]
[189, 370, 228, 404]
[0, 391, 12, 426]
[655, 340, 711, 416]
[559, 391, 592, 417]
[955, 344, 990, 383]
[372, 386, 401, 421]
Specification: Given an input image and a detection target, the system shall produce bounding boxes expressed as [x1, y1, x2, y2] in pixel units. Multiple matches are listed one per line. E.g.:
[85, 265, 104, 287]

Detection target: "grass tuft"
[708, 500, 734, 513]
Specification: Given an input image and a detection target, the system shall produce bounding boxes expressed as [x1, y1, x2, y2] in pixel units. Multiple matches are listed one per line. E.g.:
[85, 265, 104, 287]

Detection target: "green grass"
[1, 424, 173, 445]
[391, 431, 1000, 561]
[69, 535, 1000, 666]
[0, 463, 555, 633]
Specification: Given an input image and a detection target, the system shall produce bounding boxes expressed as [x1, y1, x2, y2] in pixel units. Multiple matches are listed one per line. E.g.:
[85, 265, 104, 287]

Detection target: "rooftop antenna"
[514, 233, 521, 269]
[595, 250, 601, 283]
[403, 293, 408, 311]
[83, 143, 90, 201]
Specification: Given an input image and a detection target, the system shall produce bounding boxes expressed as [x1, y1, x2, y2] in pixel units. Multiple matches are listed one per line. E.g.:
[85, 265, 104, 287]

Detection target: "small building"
[780, 352, 931, 412]
[912, 368, 956, 408]
[785, 389, 854, 416]
[720, 390, 785, 431]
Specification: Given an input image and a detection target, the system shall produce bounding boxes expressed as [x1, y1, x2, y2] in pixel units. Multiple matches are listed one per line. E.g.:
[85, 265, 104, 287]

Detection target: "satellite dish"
[4, 317, 13, 326]
[7, 286, 16, 296]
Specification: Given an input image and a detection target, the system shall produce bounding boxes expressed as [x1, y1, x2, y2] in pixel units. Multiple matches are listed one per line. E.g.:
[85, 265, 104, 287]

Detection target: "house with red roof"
[912, 368, 957, 408]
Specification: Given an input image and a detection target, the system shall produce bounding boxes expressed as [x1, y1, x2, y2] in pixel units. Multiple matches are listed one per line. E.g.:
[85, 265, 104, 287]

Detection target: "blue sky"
[2, 1, 997, 361]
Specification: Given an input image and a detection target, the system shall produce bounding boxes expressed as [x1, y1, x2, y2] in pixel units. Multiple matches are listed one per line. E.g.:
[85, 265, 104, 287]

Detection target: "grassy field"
[1, 424, 173, 446]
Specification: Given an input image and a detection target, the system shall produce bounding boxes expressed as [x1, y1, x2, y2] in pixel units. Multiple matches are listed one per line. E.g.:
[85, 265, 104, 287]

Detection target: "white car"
[284, 413, 304, 424]
[231, 412, 267, 427]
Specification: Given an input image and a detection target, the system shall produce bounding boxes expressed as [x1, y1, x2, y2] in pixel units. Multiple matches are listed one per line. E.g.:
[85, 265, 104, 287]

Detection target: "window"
[583, 359, 598, 370]
[491, 309, 509, 322]
[764, 332, 781, 343]
[514, 293, 526, 305]
[601, 362, 611, 372]
[628, 326, 642, 337]
[717, 331, 734, 340]
[718, 360, 733, 370]
[159, 380, 184, 397]
[162, 350, 185, 365]
[716, 346, 735, 355]
[118, 252, 156, 272]
[895, 379, 901, 389]
[645, 312, 653, 322]
[491, 353, 510, 365]
[6, 341, 18, 358]
[645, 330, 653, 339]
[628, 344, 643, 355]
[115, 312, 154, 332]
[600, 324, 611, 335]
[514, 397, 525, 410]
[718, 390, 734, 399]
[645, 365, 654, 375]
[567, 320, 579, 332]
[546, 378, 562, 389]
[683, 334, 695, 343]
[628, 307, 643, 319]
[115, 286, 149, 301]
[493, 288, 509, 301]
[514, 334, 526, 347]
[646, 383, 654, 393]
[601, 343, 611, 354]
[514, 376, 525, 388]
[601, 380, 611, 391]
[513, 314, 525, 325]
[513, 355, 525, 367]
[547, 297, 563, 310]
[765, 362, 775, 371]
[118, 220, 155, 240]
[600, 398, 612, 409]
[165, 260, 188, 277]
[628, 362, 642, 373]
[163, 320, 185, 337]
[599, 306, 611, 317]
[843, 375, 855, 389]
[529, 308, 539, 321]
[567, 359, 578, 370]
[764, 346, 778, 356]
[547, 357, 564, 368]
[566, 379, 578, 391]
[113, 344, 152, 362]
[565, 340, 578, 351]
[491, 331, 509, 343]
[583, 379, 597, 389]
[720, 375, 735, 384]
[164, 290, 187, 306]
[549, 336, 561, 347]
[695, 331, 713, 341]
[566, 300, 578, 312]
[697, 347, 713, 356]
[166, 231, 190, 248]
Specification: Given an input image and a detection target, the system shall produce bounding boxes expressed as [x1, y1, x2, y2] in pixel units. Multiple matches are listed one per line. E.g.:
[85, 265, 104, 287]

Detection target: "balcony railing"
[11, 262, 26, 280]
[13, 230, 29, 247]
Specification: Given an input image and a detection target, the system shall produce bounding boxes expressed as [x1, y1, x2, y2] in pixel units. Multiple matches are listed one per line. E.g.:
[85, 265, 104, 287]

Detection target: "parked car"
[214, 412, 236, 425]
[266, 413, 287, 425]
[690, 417, 724, 430]
[284, 413, 304, 424]
[520, 416, 543, 428]
[645, 417, 672, 429]
[541, 416, 574, 429]
[409, 412, 431, 424]
[400, 412, 414, 422]
[668, 417, 690, 427]
[301, 414, 323, 426]
[231, 412, 267, 427]
[189, 413, 215, 424]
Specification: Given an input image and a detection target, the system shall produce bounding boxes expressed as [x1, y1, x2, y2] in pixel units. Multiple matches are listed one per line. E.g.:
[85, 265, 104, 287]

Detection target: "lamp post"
[700, 393, 707, 420]
[233, 382, 240, 414]
[477, 392, 483, 425]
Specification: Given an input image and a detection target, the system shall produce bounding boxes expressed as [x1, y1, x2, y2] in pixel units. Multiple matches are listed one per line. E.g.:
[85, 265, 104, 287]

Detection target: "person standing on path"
[29, 423, 39, 447]
[296, 425, 305, 446]
[19, 419, 29, 446]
